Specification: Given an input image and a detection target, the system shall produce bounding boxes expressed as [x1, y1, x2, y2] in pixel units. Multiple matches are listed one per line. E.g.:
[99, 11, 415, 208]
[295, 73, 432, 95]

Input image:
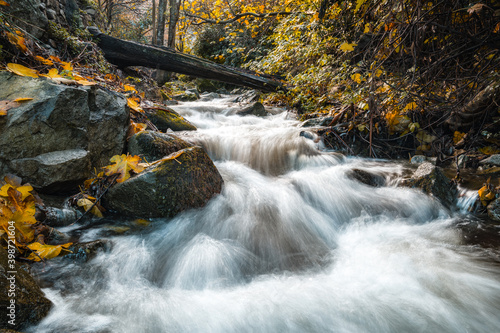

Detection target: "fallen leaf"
[124, 84, 138, 93]
[127, 97, 144, 113]
[26, 242, 72, 261]
[468, 3, 487, 15]
[129, 121, 147, 135]
[6, 31, 28, 53]
[77, 198, 103, 218]
[133, 219, 150, 226]
[34, 56, 54, 65]
[7, 63, 39, 78]
[478, 184, 496, 206]
[76, 79, 97, 86]
[103, 154, 145, 183]
[0, 100, 20, 116]
[0, 1, 10, 6]
[339, 43, 357, 51]
[49, 55, 62, 63]
[61, 61, 73, 71]
[453, 131, 466, 145]
[13, 97, 33, 102]
[478, 146, 500, 155]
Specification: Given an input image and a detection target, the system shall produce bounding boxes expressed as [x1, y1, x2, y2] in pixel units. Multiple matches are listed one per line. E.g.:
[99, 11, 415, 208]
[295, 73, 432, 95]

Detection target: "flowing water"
[30, 96, 500, 333]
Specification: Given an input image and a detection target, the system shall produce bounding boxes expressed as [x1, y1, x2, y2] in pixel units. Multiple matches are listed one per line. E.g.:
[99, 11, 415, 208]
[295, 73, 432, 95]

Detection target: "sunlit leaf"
[61, 61, 73, 71]
[127, 97, 144, 113]
[26, 242, 72, 261]
[7, 63, 39, 78]
[103, 154, 146, 183]
[130, 121, 147, 135]
[13, 97, 33, 103]
[6, 31, 27, 53]
[124, 84, 138, 93]
[76, 79, 97, 86]
[0, 1, 10, 6]
[351, 73, 363, 83]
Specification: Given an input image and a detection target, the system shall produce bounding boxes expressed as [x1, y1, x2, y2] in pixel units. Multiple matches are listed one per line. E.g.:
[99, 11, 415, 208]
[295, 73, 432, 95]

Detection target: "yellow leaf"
[6, 31, 27, 53]
[364, 23, 371, 33]
[478, 146, 500, 155]
[7, 63, 39, 78]
[34, 56, 54, 65]
[49, 55, 62, 63]
[103, 154, 145, 183]
[134, 218, 150, 226]
[124, 84, 137, 93]
[26, 242, 72, 261]
[351, 73, 363, 83]
[375, 69, 383, 77]
[339, 43, 357, 51]
[403, 102, 417, 111]
[130, 121, 147, 135]
[127, 98, 144, 113]
[61, 61, 73, 71]
[453, 131, 466, 145]
[355, 0, 366, 13]
[478, 184, 495, 206]
[77, 198, 103, 218]
[43, 68, 62, 79]
[13, 97, 33, 103]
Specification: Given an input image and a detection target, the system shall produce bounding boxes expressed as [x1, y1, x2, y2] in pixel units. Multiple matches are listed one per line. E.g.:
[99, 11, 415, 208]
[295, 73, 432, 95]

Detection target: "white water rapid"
[30, 96, 500, 333]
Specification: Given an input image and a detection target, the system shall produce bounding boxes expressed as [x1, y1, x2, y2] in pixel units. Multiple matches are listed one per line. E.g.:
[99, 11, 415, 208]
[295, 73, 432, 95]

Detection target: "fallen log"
[87, 27, 285, 93]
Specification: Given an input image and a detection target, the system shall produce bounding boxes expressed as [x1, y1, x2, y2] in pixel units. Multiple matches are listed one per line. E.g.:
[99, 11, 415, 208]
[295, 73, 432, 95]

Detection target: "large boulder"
[146, 107, 196, 132]
[105, 146, 223, 218]
[0, 246, 52, 330]
[128, 130, 192, 162]
[0, 72, 129, 193]
[404, 162, 457, 209]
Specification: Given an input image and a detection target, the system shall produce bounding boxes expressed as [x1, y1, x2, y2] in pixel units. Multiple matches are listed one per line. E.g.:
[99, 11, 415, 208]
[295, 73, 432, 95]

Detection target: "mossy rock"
[404, 162, 457, 209]
[128, 130, 192, 162]
[0, 246, 52, 330]
[104, 146, 223, 218]
[146, 108, 197, 132]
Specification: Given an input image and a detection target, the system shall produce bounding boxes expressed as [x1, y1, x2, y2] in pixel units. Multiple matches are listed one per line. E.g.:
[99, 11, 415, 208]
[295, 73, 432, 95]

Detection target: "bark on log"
[88, 27, 285, 92]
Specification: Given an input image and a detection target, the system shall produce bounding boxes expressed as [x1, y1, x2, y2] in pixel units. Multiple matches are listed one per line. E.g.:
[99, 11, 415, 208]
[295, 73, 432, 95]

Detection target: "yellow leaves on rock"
[6, 31, 28, 53]
[339, 43, 357, 52]
[104, 154, 145, 183]
[7, 63, 39, 78]
[26, 242, 72, 261]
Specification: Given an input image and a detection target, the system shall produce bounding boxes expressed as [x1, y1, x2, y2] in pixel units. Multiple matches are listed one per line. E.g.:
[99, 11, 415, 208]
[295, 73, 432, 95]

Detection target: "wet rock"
[199, 92, 221, 101]
[301, 116, 334, 128]
[480, 154, 500, 166]
[146, 107, 197, 132]
[231, 90, 260, 104]
[105, 146, 223, 218]
[234, 102, 267, 117]
[0, 73, 129, 193]
[128, 130, 192, 162]
[172, 89, 199, 101]
[404, 162, 457, 209]
[40, 206, 82, 227]
[0, 246, 52, 330]
[64, 240, 112, 262]
[410, 155, 437, 165]
[487, 199, 500, 222]
[347, 169, 385, 187]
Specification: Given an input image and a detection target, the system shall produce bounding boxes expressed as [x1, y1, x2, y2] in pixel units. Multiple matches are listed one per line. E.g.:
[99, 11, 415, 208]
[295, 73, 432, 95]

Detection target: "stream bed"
[29, 96, 500, 333]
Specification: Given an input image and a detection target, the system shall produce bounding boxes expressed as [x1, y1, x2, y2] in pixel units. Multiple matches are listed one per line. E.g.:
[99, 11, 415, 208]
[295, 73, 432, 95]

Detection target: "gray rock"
[234, 102, 267, 117]
[105, 146, 223, 218]
[231, 90, 260, 103]
[410, 155, 437, 165]
[128, 130, 192, 162]
[301, 116, 334, 127]
[347, 169, 385, 187]
[0, 246, 52, 330]
[3, 0, 48, 39]
[172, 90, 199, 101]
[46, 8, 56, 20]
[487, 199, 500, 222]
[9, 149, 90, 192]
[199, 92, 221, 101]
[480, 154, 500, 166]
[404, 162, 457, 209]
[146, 107, 196, 132]
[64, 240, 112, 262]
[0, 72, 129, 193]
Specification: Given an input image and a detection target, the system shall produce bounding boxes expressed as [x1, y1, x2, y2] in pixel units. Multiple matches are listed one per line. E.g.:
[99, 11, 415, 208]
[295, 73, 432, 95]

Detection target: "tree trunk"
[88, 27, 285, 92]
[167, 0, 180, 49]
[152, 0, 157, 44]
[156, 0, 167, 45]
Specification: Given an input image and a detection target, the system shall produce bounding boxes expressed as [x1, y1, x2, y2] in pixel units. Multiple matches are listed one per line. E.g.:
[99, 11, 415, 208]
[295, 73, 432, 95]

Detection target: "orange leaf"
[127, 97, 144, 113]
[6, 31, 28, 53]
[13, 97, 33, 103]
[61, 61, 73, 71]
[76, 79, 97, 86]
[49, 55, 62, 63]
[34, 56, 54, 65]
[0, 1, 10, 6]
[124, 84, 138, 93]
[7, 63, 39, 78]
[130, 121, 147, 134]
[103, 154, 146, 183]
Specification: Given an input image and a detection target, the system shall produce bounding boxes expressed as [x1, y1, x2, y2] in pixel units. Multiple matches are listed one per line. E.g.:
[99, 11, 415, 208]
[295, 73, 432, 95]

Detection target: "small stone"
[234, 102, 267, 117]
[480, 154, 500, 166]
[487, 198, 500, 222]
[410, 155, 427, 164]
